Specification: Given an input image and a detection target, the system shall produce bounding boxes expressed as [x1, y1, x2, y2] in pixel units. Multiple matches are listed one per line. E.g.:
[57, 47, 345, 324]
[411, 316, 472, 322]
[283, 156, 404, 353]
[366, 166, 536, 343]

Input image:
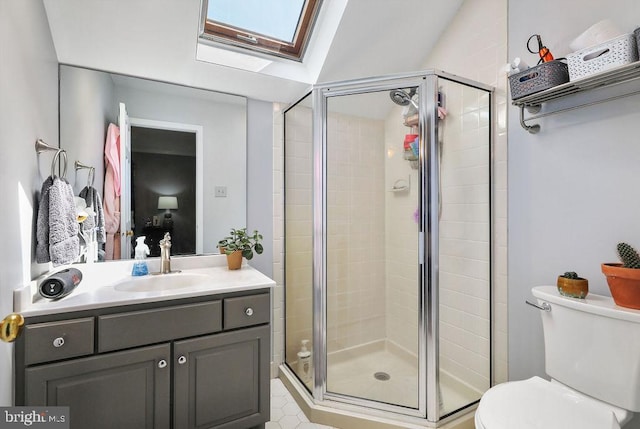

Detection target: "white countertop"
[15, 255, 275, 317]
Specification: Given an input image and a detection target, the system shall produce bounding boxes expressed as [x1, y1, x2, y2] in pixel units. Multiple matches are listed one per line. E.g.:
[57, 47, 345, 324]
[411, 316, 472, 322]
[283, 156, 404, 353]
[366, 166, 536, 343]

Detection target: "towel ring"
[74, 161, 95, 188]
[35, 139, 67, 179]
[52, 149, 68, 179]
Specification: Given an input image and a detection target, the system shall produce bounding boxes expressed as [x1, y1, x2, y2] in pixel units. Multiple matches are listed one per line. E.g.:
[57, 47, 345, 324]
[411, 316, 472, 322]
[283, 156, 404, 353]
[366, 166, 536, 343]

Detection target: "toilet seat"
[475, 376, 628, 429]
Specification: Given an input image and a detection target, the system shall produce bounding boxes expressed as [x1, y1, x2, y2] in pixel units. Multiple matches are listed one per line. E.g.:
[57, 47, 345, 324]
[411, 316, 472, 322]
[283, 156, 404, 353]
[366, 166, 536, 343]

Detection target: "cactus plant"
[560, 271, 580, 279]
[617, 242, 640, 269]
[557, 271, 588, 298]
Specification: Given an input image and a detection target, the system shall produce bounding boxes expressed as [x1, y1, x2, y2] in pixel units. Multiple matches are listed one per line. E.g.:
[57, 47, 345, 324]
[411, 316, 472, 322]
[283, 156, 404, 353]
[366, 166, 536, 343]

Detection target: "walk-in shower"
[282, 71, 492, 425]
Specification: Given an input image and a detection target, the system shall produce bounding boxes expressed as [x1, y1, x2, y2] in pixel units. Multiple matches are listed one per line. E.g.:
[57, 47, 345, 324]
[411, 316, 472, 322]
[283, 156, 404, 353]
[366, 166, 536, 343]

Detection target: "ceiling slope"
[43, 0, 463, 103]
[318, 0, 463, 83]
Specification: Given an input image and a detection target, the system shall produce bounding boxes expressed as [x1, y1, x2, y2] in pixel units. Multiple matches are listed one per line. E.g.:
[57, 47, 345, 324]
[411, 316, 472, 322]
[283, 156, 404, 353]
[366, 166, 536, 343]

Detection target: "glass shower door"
[284, 93, 315, 390]
[324, 87, 421, 411]
[283, 71, 493, 425]
[436, 78, 491, 416]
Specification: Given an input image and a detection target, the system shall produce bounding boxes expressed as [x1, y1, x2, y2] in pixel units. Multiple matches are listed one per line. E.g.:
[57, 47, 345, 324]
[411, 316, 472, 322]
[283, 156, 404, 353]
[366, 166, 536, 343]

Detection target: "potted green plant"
[601, 242, 640, 309]
[217, 228, 263, 270]
[557, 271, 588, 299]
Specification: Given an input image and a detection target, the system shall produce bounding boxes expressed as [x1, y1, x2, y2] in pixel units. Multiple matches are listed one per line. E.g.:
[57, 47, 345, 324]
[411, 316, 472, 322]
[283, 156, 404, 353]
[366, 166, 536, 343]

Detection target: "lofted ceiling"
[43, 0, 463, 103]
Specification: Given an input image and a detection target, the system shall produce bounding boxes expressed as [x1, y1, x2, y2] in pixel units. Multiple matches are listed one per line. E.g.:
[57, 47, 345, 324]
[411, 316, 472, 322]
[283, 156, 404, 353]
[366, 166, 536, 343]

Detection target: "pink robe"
[103, 123, 121, 260]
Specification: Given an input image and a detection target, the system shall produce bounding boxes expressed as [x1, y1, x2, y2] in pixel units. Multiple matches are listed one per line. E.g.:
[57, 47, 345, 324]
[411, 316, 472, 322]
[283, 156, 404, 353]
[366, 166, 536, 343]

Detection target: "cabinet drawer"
[98, 301, 221, 352]
[224, 293, 270, 330]
[24, 318, 94, 365]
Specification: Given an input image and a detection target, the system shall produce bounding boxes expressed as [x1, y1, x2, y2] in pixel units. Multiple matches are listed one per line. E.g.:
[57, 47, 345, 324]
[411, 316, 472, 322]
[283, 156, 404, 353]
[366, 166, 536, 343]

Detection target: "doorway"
[129, 120, 202, 257]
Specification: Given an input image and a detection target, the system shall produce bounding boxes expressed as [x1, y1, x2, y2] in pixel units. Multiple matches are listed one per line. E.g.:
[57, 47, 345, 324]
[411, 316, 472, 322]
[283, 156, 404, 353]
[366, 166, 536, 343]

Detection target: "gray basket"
[635, 27, 640, 59]
[509, 60, 570, 100]
[567, 33, 638, 81]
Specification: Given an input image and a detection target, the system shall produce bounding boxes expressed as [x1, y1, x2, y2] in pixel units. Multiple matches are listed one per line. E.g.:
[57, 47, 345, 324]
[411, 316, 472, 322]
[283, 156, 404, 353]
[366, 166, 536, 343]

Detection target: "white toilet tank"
[533, 286, 640, 412]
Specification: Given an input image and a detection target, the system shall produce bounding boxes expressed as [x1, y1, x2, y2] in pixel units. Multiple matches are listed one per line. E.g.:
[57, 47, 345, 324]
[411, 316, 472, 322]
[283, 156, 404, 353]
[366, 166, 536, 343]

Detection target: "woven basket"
[509, 60, 569, 100]
[567, 33, 638, 81]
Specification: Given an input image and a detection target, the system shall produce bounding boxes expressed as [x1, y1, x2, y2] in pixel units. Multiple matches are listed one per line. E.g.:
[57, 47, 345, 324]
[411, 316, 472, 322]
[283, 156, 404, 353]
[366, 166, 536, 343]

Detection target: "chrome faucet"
[159, 232, 172, 274]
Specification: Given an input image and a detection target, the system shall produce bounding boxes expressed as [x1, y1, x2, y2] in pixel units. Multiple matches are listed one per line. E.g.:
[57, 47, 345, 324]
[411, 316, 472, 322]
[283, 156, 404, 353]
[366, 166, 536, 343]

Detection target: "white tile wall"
[281, 102, 314, 367]
[420, 0, 508, 385]
[383, 107, 420, 356]
[280, 104, 389, 374]
[381, 79, 493, 397]
[438, 79, 491, 392]
[325, 111, 387, 353]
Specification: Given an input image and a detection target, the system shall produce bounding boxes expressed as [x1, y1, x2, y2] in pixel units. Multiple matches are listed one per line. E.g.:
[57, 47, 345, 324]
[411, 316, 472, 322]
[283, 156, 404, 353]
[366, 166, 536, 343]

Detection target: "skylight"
[200, 0, 321, 61]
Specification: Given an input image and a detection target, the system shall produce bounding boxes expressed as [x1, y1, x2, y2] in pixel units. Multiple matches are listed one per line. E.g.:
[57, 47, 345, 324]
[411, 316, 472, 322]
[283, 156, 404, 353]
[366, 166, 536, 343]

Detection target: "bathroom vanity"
[12, 256, 273, 429]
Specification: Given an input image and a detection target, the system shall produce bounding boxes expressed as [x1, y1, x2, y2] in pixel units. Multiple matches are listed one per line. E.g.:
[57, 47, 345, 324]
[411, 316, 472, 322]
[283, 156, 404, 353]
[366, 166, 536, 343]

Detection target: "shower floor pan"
[325, 341, 480, 413]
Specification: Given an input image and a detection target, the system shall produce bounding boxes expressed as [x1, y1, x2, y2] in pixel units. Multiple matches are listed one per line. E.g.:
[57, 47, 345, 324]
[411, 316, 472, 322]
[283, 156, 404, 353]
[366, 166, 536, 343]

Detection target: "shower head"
[389, 88, 418, 108]
[389, 89, 411, 106]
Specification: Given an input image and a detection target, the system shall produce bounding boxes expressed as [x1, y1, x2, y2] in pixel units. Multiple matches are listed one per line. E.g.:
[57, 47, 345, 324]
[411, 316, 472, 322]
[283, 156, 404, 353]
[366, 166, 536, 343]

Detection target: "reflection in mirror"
[132, 127, 196, 257]
[60, 65, 247, 262]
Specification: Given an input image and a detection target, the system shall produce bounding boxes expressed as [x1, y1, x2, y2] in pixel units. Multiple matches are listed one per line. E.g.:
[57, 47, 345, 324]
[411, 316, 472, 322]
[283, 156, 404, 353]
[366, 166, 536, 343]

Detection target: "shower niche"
[283, 71, 492, 425]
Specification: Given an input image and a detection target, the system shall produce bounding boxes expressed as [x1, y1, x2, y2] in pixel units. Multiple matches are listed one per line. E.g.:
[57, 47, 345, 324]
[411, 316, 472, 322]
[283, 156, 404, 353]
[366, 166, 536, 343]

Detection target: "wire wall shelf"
[512, 61, 640, 133]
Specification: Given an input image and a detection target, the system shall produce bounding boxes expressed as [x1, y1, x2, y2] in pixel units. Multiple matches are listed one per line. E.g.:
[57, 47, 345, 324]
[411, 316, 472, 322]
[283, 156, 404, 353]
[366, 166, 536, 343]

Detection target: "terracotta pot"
[601, 263, 640, 309]
[557, 276, 588, 299]
[226, 251, 243, 270]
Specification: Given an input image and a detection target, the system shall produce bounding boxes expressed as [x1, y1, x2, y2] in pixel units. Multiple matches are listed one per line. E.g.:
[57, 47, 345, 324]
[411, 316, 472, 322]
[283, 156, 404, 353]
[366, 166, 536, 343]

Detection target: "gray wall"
[60, 65, 117, 195]
[0, 0, 59, 405]
[508, 0, 640, 382]
[114, 85, 247, 255]
[247, 99, 274, 277]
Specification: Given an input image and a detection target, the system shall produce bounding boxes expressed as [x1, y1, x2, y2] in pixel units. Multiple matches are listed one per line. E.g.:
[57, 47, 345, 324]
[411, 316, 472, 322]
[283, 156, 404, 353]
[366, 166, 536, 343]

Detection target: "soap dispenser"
[297, 339, 312, 383]
[132, 236, 150, 276]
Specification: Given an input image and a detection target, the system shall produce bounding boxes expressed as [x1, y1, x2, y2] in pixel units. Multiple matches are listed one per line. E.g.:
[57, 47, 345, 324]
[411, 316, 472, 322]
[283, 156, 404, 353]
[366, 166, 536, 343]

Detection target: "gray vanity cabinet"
[15, 289, 271, 429]
[174, 325, 269, 429]
[25, 343, 170, 429]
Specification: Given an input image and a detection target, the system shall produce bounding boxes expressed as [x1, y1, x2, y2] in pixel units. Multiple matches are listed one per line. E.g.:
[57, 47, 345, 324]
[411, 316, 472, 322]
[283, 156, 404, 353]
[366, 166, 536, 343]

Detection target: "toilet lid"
[476, 377, 622, 429]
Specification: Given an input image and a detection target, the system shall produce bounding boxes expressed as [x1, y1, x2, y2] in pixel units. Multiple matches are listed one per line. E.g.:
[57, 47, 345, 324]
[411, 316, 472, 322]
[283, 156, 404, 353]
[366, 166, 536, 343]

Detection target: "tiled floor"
[268, 379, 337, 429]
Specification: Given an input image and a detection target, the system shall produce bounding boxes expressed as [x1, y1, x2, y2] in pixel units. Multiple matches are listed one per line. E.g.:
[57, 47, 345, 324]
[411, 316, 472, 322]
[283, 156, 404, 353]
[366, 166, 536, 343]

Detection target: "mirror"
[60, 65, 247, 261]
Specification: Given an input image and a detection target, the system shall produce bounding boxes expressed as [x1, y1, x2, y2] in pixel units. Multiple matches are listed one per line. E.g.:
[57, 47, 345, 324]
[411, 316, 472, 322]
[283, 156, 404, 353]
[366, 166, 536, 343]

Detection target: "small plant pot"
[601, 263, 640, 309]
[557, 276, 588, 299]
[226, 251, 243, 270]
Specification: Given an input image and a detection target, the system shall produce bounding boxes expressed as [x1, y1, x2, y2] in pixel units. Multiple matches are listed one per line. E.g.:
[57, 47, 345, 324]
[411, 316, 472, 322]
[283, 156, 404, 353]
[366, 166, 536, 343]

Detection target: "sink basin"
[113, 272, 211, 292]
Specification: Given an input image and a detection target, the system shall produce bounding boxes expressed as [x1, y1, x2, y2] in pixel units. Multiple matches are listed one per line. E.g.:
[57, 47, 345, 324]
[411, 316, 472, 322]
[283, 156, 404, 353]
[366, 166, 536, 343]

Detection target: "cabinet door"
[25, 344, 171, 429]
[174, 325, 270, 429]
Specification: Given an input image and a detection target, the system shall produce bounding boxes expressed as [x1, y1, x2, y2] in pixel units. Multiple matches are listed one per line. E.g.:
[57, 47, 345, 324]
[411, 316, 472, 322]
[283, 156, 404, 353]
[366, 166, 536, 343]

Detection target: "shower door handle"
[525, 300, 551, 312]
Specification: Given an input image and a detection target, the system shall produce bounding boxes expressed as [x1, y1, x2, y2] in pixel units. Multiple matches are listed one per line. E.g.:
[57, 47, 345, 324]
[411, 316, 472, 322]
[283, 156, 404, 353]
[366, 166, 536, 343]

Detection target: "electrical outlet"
[214, 186, 227, 197]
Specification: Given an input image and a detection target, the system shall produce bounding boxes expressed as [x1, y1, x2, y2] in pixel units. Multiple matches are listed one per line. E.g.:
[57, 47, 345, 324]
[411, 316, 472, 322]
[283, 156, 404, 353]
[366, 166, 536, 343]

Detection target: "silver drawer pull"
[245, 307, 254, 317]
[526, 300, 551, 312]
[158, 359, 167, 369]
[52, 337, 65, 348]
[178, 356, 187, 365]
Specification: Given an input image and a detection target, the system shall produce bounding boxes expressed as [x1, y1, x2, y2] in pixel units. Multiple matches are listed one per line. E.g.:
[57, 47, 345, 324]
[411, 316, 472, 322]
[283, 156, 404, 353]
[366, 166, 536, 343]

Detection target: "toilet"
[475, 285, 640, 429]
